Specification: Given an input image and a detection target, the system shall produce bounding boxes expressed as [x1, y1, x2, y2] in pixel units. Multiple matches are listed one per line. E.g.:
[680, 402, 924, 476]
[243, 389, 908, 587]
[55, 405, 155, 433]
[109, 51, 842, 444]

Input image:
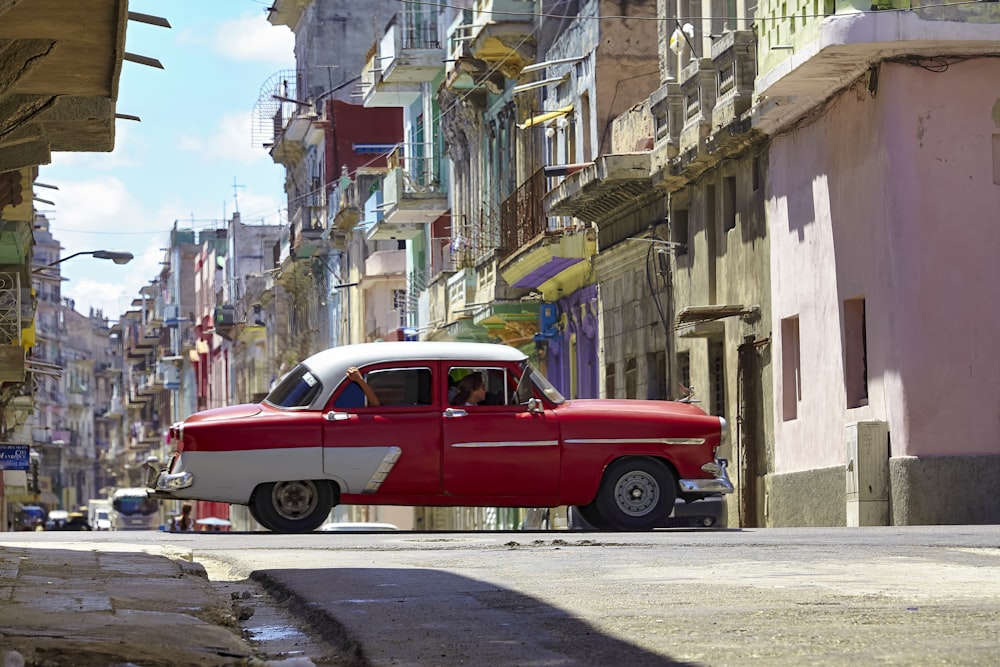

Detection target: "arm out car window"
[265, 365, 323, 408]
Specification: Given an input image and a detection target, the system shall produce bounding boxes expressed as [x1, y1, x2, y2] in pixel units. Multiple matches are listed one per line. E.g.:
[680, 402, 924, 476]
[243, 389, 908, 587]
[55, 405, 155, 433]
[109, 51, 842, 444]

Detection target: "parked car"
[145, 342, 732, 534]
[569, 495, 728, 530]
[45, 509, 69, 530]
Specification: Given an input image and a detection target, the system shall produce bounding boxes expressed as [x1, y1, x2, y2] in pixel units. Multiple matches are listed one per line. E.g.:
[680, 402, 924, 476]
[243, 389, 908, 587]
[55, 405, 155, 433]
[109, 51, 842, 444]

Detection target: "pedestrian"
[177, 503, 194, 531]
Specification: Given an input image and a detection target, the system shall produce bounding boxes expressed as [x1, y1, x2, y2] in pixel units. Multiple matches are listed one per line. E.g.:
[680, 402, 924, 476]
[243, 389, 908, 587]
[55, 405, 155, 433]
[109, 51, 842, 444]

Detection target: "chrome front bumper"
[678, 458, 734, 494]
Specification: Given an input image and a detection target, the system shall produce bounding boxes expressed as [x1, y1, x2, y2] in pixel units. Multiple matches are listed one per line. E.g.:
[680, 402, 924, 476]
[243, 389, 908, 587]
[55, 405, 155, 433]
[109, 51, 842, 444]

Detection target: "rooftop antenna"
[232, 177, 245, 214]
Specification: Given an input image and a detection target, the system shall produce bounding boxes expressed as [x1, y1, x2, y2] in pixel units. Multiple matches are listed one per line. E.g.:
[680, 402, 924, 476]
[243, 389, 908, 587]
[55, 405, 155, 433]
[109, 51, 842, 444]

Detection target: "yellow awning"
[518, 105, 573, 129]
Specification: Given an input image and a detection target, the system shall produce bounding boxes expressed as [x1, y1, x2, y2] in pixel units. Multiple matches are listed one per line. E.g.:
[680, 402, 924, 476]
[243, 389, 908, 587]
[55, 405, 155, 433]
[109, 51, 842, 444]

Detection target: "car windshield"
[265, 364, 323, 408]
[519, 361, 566, 405]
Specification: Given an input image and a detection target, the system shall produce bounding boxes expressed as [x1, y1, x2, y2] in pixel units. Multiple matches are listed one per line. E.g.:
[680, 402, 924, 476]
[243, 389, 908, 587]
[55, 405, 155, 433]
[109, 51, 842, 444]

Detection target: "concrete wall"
[766, 455, 1000, 526]
[766, 465, 845, 527]
[890, 455, 1000, 525]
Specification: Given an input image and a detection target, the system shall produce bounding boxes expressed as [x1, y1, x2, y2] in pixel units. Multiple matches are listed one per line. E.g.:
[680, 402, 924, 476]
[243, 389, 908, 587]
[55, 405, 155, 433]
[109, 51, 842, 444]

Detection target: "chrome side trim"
[363, 446, 402, 493]
[565, 437, 705, 446]
[450, 440, 559, 448]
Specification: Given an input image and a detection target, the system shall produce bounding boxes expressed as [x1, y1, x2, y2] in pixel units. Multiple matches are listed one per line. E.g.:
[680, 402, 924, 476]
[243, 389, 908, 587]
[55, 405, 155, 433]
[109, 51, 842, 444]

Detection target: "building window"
[647, 350, 666, 400]
[724, 175, 737, 232]
[671, 207, 689, 256]
[676, 350, 691, 398]
[844, 298, 869, 408]
[393, 289, 407, 327]
[781, 316, 801, 421]
[625, 357, 637, 399]
[605, 362, 616, 399]
[709, 341, 725, 418]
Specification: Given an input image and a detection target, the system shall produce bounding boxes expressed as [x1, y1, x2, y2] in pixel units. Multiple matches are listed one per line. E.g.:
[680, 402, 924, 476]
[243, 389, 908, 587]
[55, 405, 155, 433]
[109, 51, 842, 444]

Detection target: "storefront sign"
[0, 444, 30, 470]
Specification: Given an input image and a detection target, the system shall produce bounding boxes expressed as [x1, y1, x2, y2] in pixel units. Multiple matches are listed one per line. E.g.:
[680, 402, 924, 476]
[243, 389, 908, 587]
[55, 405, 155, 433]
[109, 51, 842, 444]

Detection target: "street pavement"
[2, 527, 1000, 666]
[0, 540, 307, 667]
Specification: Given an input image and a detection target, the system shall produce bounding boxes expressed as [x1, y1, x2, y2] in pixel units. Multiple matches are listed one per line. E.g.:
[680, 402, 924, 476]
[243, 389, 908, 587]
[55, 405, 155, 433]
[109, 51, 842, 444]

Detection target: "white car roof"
[302, 341, 526, 379]
[296, 341, 528, 409]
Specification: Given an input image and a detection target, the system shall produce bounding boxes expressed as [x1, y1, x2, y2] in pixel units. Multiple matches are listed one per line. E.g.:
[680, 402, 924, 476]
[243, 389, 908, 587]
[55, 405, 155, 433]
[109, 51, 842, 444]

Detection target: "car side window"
[335, 367, 433, 408]
[448, 366, 510, 406]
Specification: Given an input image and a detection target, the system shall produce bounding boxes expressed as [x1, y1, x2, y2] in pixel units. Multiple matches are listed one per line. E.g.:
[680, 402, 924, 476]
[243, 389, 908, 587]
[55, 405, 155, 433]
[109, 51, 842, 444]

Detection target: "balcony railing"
[379, 8, 443, 84]
[498, 168, 547, 262]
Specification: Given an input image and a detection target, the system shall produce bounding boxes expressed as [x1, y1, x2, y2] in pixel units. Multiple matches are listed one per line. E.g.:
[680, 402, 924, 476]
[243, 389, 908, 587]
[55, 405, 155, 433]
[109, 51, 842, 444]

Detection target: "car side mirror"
[527, 397, 543, 413]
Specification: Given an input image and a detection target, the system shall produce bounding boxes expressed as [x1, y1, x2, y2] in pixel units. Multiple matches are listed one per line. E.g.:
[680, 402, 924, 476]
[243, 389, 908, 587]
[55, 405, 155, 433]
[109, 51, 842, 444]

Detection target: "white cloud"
[44, 177, 144, 234]
[178, 110, 270, 164]
[214, 16, 294, 63]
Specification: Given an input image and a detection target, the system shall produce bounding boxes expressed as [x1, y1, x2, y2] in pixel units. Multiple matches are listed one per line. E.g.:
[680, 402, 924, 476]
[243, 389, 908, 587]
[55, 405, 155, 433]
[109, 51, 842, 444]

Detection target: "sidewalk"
[0, 541, 261, 666]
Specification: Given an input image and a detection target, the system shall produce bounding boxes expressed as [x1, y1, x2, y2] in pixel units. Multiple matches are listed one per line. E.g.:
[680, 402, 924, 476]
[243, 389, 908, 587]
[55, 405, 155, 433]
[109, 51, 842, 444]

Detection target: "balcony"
[331, 177, 362, 232]
[270, 113, 322, 167]
[499, 227, 597, 302]
[711, 30, 755, 132]
[498, 168, 547, 263]
[379, 9, 443, 84]
[364, 249, 406, 279]
[677, 59, 716, 162]
[362, 46, 422, 108]
[545, 153, 654, 224]
[368, 154, 448, 241]
[290, 203, 326, 259]
[648, 82, 683, 181]
[752, 1, 1000, 134]
[466, 0, 537, 77]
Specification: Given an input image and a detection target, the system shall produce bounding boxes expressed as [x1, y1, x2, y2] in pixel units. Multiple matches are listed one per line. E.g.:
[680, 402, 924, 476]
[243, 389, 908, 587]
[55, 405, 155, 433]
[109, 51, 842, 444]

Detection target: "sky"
[38, 1, 296, 320]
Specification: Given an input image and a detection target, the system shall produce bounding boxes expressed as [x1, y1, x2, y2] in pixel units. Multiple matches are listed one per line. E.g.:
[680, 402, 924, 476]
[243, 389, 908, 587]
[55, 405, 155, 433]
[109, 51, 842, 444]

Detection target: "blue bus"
[111, 488, 160, 530]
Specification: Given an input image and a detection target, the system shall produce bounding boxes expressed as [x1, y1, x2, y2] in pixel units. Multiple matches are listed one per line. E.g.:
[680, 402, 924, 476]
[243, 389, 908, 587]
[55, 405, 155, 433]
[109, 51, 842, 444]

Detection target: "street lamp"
[47, 250, 134, 267]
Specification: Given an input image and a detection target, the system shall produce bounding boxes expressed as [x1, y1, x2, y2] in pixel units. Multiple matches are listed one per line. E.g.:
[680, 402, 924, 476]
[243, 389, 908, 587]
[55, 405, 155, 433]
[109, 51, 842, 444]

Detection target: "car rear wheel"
[251, 480, 333, 533]
[592, 457, 676, 531]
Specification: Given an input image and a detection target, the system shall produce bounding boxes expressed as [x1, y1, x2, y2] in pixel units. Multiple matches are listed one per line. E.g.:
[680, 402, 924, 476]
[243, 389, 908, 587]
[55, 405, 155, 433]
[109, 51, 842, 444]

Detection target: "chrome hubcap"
[272, 480, 318, 520]
[613, 471, 659, 517]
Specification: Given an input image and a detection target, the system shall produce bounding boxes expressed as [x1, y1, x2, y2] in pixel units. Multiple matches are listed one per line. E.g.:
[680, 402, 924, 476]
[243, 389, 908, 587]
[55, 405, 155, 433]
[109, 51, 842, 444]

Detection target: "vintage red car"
[145, 341, 732, 533]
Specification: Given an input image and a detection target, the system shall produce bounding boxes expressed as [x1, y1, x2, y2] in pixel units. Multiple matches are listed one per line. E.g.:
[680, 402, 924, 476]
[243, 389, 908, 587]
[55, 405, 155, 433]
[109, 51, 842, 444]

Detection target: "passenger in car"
[452, 373, 486, 406]
[346, 367, 381, 407]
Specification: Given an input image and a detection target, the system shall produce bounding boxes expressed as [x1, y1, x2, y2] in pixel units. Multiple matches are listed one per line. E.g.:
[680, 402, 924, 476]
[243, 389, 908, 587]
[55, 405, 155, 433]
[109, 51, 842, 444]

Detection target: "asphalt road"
[9, 526, 1000, 666]
[182, 525, 1000, 666]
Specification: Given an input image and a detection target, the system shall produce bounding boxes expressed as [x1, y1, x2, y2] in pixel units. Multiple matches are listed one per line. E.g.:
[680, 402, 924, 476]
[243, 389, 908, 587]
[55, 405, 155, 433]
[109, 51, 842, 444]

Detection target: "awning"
[518, 105, 573, 129]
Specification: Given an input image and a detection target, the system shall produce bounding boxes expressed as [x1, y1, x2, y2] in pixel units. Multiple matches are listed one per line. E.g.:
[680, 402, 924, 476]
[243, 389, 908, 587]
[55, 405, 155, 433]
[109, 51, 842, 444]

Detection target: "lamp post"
[47, 250, 134, 267]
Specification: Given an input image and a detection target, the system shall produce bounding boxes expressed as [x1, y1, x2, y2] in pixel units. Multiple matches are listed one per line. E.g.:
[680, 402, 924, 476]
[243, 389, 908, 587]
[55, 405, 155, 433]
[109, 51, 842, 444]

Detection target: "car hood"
[184, 403, 264, 423]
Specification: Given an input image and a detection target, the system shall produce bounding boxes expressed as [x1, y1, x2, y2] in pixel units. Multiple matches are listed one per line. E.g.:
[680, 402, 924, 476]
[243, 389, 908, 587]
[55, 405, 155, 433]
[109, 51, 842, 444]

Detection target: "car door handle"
[325, 411, 351, 421]
[443, 408, 468, 418]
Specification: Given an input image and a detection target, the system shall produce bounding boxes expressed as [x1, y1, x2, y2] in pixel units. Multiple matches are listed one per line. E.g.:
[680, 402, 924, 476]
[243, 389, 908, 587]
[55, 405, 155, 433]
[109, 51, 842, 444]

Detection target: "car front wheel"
[592, 457, 677, 531]
[252, 480, 333, 533]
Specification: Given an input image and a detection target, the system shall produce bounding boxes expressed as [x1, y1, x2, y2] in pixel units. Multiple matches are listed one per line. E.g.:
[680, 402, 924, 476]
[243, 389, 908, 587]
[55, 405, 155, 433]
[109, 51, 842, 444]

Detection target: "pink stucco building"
[762, 13, 1000, 524]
